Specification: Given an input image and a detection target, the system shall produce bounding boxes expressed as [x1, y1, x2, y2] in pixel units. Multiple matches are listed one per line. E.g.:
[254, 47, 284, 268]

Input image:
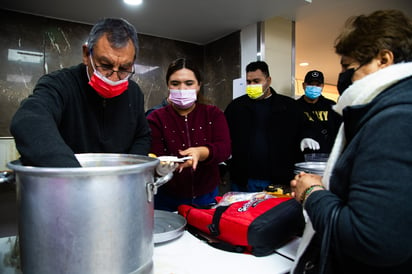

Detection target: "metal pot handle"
[146, 172, 173, 202]
[0, 170, 15, 184]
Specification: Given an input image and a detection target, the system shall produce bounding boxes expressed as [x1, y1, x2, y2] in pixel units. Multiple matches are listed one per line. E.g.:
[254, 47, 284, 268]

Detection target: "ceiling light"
[299, 62, 309, 67]
[124, 0, 143, 5]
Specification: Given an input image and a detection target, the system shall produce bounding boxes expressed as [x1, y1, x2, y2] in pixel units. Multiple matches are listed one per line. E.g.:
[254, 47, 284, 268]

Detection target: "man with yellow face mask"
[224, 61, 304, 192]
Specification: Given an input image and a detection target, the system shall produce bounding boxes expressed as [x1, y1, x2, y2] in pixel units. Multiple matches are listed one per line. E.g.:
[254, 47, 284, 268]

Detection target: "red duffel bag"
[178, 192, 305, 257]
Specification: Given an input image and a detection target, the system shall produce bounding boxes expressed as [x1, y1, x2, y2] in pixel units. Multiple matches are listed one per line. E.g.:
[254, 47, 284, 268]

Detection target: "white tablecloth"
[154, 231, 299, 274]
[0, 233, 300, 274]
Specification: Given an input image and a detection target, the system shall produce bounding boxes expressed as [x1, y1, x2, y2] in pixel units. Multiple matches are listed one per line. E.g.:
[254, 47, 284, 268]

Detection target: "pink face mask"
[87, 56, 130, 98]
[168, 89, 197, 109]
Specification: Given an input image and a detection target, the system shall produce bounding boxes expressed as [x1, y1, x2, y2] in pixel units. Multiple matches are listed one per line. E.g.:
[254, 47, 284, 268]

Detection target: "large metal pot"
[7, 153, 171, 274]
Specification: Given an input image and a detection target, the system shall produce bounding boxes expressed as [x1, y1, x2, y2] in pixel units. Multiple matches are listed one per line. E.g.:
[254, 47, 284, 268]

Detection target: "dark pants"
[154, 187, 219, 212]
[230, 179, 272, 192]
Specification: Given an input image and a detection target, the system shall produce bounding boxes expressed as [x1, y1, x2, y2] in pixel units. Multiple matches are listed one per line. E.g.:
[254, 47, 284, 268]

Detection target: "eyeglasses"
[94, 64, 135, 80]
[90, 53, 135, 80]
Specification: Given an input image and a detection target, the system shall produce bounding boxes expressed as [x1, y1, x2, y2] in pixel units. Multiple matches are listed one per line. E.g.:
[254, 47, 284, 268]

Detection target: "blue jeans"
[230, 179, 272, 192]
[155, 187, 219, 212]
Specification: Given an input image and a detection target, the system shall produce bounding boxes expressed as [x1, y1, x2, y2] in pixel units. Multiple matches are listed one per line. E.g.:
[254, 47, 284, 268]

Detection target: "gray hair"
[86, 18, 138, 59]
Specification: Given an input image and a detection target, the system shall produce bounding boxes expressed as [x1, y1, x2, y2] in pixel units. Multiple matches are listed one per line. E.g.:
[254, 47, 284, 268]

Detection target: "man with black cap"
[297, 70, 342, 156]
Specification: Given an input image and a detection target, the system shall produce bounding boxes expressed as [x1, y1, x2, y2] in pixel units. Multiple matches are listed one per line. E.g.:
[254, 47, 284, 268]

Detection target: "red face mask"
[87, 56, 130, 98]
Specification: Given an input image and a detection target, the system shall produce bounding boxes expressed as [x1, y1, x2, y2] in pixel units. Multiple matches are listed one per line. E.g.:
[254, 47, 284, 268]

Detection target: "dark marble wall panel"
[0, 10, 91, 136]
[0, 9, 240, 136]
[0, 11, 49, 137]
[135, 34, 204, 112]
[43, 19, 91, 74]
[203, 31, 241, 110]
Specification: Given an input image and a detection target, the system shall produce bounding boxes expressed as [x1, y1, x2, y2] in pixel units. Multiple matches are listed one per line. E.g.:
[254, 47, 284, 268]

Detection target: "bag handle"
[208, 205, 230, 236]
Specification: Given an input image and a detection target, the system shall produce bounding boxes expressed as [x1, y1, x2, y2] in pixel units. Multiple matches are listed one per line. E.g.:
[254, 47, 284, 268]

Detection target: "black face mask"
[337, 68, 355, 95]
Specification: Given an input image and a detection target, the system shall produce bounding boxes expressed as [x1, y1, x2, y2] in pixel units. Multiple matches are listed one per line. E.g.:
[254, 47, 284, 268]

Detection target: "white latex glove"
[155, 160, 179, 176]
[300, 138, 320, 151]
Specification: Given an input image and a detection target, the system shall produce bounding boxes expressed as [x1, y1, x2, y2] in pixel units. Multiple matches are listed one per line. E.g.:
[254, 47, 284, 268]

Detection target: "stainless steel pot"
[294, 161, 327, 176]
[7, 153, 171, 274]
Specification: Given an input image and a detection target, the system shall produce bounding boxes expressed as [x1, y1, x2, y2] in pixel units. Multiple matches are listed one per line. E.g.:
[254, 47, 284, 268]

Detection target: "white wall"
[240, 23, 259, 79]
[264, 17, 294, 97]
[239, 18, 295, 98]
[234, 23, 259, 99]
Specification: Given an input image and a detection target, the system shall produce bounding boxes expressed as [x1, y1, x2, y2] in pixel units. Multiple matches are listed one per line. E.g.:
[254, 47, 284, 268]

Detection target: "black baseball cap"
[304, 70, 324, 84]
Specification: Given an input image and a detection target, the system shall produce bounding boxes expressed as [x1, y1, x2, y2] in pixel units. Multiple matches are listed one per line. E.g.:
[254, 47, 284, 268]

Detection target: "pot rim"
[7, 153, 159, 176]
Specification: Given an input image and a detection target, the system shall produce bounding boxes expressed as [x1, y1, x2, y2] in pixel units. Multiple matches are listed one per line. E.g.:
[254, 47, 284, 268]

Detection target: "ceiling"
[1, 0, 411, 86]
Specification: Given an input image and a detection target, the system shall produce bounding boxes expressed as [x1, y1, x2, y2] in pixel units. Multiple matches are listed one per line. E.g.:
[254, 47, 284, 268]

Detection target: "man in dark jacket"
[297, 70, 342, 156]
[225, 61, 304, 192]
[10, 18, 151, 167]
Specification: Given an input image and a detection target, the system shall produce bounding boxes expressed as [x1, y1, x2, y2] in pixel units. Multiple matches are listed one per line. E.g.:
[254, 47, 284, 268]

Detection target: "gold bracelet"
[300, 184, 325, 204]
